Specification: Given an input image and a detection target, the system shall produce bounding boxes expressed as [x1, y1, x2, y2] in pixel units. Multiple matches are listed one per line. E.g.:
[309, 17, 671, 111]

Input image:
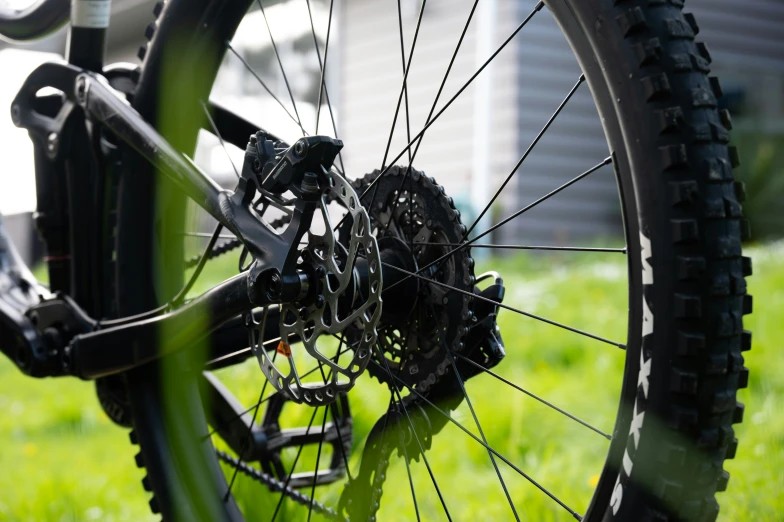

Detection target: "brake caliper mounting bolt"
[294, 139, 307, 158]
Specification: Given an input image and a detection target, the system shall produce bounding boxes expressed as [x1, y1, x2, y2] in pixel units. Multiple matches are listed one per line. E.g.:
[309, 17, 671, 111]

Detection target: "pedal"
[257, 392, 352, 488]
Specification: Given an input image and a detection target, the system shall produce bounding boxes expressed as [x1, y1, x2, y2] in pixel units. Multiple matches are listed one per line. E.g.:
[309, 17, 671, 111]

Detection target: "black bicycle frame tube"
[8, 59, 318, 378]
[74, 73, 298, 266]
[68, 272, 254, 379]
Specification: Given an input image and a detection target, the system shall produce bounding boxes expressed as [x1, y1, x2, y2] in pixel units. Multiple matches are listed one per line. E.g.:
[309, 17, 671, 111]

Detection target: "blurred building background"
[1, 0, 783, 263]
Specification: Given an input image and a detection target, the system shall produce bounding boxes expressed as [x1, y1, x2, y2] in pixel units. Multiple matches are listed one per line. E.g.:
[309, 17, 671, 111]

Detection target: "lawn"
[0, 243, 780, 521]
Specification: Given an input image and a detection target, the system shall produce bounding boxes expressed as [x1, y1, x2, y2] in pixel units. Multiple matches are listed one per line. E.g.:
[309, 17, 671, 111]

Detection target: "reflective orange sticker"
[277, 341, 292, 358]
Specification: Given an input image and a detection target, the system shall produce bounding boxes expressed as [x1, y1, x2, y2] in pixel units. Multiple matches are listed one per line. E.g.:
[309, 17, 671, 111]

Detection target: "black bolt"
[294, 140, 307, 157]
[300, 171, 320, 194]
[316, 266, 326, 278]
[267, 272, 282, 298]
[252, 157, 263, 173]
[75, 76, 87, 104]
[46, 133, 58, 157]
[315, 295, 325, 308]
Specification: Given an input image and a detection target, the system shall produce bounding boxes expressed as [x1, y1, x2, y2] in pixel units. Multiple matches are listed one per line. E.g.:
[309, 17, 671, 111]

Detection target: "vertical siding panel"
[508, 3, 619, 246]
[339, 0, 783, 246]
[340, 0, 520, 208]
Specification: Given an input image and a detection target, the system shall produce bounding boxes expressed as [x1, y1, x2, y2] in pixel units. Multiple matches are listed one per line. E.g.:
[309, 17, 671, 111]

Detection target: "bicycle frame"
[0, 0, 337, 380]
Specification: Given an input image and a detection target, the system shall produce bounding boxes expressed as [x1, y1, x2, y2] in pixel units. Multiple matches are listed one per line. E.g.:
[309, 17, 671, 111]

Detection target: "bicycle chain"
[216, 450, 345, 521]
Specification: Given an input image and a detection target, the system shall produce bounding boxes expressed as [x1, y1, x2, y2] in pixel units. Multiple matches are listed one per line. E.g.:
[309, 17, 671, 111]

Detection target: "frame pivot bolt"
[267, 272, 282, 299]
[10, 104, 21, 126]
[46, 133, 59, 158]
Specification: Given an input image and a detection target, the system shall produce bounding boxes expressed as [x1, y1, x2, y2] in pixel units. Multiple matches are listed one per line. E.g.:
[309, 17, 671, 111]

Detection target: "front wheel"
[115, 0, 751, 520]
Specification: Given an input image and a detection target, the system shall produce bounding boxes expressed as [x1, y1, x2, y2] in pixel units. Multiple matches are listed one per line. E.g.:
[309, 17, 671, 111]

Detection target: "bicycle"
[0, 0, 751, 520]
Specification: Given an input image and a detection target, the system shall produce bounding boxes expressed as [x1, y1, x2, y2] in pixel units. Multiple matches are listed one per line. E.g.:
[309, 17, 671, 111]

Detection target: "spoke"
[380, 259, 626, 349]
[271, 406, 321, 522]
[204, 324, 324, 368]
[200, 99, 240, 178]
[380, 0, 428, 170]
[413, 242, 626, 254]
[384, 157, 613, 293]
[180, 231, 238, 239]
[398, 422, 421, 522]
[357, 1, 545, 205]
[431, 309, 519, 521]
[172, 224, 224, 306]
[314, 0, 335, 133]
[224, 309, 272, 501]
[396, 0, 413, 163]
[202, 344, 354, 441]
[465, 74, 586, 238]
[223, 386, 264, 501]
[373, 360, 583, 521]
[304, 0, 346, 174]
[453, 353, 612, 440]
[375, 345, 453, 521]
[256, 0, 305, 135]
[226, 41, 305, 135]
[375, 0, 480, 235]
[378, 0, 417, 239]
[307, 406, 329, 522]
[318, 340, 353, 481]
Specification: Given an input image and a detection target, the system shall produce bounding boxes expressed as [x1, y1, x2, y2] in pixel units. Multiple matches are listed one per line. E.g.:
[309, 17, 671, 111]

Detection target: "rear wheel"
[116, 0, 750, 520]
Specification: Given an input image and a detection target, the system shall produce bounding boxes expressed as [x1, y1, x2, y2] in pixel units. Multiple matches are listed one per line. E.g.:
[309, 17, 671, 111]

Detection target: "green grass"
[0, 244, 780, 521]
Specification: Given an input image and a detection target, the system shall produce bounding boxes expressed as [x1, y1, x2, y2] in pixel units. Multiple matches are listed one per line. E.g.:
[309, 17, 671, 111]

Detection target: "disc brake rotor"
[252, 170, 382, 406]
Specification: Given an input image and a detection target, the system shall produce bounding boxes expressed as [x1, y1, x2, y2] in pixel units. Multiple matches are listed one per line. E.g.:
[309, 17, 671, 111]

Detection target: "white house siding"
[687, 0, 784, 131]
[340, 0, 784, 246]
[507, 2, 620, 245]
[339, 0, 522, 215]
